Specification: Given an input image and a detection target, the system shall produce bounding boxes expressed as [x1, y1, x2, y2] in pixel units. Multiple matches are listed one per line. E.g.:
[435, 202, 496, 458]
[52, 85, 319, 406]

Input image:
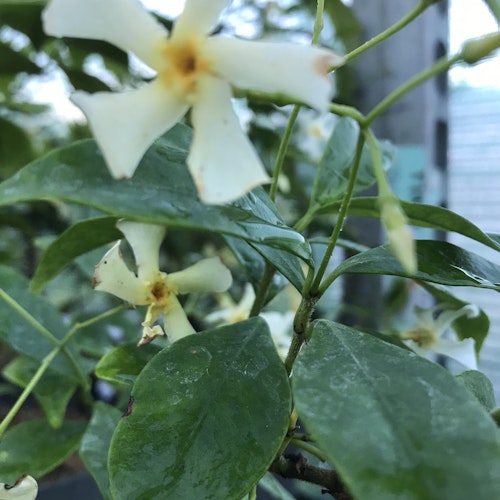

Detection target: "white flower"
[400, 304, 479, 370]
[42, 0, 343, 204]
[296, 108, 338, 162]
[207, 283, 294, 358]
[0, 475, 38, 500]
[93, 220, 232, 345]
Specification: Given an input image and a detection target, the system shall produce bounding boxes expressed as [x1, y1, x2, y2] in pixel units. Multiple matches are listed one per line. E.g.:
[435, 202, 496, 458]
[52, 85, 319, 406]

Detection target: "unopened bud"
[380, 197, 417, 274]
[462, 33, 500, 65]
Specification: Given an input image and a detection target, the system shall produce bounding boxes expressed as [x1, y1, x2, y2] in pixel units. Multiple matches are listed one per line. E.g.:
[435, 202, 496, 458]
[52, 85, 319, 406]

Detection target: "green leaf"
[293, 320, 500, 500]
[258, 472, 295, 500]
[31, 216, 121, 292]
[0, 124, 311, 263]
[0, 265, 85, 377]
[324, 0, 363, 52]
[456, 370, 497, 412]
[0, 419, 86, 484]
[320, 197, 500, 253]
[0, 115, 34, 177]
[310, 119, 395, 208]
[79, 402, 122, 500]
[108, 318, 291, 499]
[333, 240, 500, 291]
[2, 356, 78, 429]
[95, 342, 161, 387]
[419, 282, 490, 353]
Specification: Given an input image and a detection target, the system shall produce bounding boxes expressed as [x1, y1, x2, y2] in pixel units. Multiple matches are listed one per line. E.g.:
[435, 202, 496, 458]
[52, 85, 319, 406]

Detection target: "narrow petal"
[173, 0, 230, 38]
[163, 296, 196, 342]
[207, 37, 343, 112]
[116, 221, 166, 282]
[71, 80, 188, 179]
[433, 304, 480, 337]
[42, 0, 168, 69]
[188, 76, 270, 204]
[168, 257, 232, 294]
[432, 338, 478, 370]
[93, 242, 150, 305]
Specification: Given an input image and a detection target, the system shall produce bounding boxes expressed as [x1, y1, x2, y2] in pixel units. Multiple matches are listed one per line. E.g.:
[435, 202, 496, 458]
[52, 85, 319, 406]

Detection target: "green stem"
[344, 0, 430, 64]
[269, 104, 300, 202]
[249, 263, 275, 317]
[0, 304, 125, 438]
[311, 131, 366, 295]
[365, 54, 461, 124]
[312, 0, 325, 45]
[329, 102, 366, 124]
[0, 287, 87, 390]
[291, 438, 328, 463]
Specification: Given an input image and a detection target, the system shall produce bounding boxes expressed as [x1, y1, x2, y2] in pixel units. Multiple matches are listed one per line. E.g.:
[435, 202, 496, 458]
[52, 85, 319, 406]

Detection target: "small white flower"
[296, 109, 338, 162]
[400, 304, 479, 370]
[42, 0, 343, 204]
[207, 283, 294, 358]
[0, 475, 38, 500]
[93, 220, 232, 345]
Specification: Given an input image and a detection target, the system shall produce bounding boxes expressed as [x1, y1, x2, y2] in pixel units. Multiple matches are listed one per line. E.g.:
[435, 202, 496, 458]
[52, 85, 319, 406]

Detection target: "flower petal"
[116, 221, 166, 282]
[163, 296, 196, 342]
[433, 304, 480, 337]
[188, 76, 270, 204]
[42, 0, 168, 69]
[0, 475, 38, 500]
[432, 338, 478, 370]
[72, 80, 188, 179]
[168, 257, 232, 294]
[173, 0, 230, 38]
[207, 37, 343, 112]
[93, 241, 150, 305]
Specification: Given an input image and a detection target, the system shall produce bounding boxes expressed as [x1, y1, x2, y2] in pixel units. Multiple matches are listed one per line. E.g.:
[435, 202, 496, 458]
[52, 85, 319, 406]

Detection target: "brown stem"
[269, 453, 353, 499]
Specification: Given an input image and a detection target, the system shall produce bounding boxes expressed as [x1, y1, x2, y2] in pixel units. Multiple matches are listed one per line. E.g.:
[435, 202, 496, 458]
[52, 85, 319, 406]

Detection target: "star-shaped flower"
[400, 304, 479, 369]
[0, 475, 38, 500]
[42, 0, 343, 204]
[93, 220, 232, 345]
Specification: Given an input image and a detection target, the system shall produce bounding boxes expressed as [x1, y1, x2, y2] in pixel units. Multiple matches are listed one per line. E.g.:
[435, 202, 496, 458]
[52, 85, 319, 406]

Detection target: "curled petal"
[433, 304, 480, 337]
[432, 338, 478, 370]
[42, 0, 168, 69]
[72, 80, 188, 179]
[208, 38, 343, 112]
[163, 296, 196, 342]
[117, 221, 166, 282]
[0, 475, 38, 500]
[173, 0, 230, 38]
[168, 257, 232, 294]
[93, 241, 150, 305]
[188, 76, 270, 204]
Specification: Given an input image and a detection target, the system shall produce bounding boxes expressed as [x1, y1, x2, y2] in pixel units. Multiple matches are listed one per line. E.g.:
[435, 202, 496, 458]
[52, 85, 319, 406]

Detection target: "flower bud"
[461, 33, 500, 65]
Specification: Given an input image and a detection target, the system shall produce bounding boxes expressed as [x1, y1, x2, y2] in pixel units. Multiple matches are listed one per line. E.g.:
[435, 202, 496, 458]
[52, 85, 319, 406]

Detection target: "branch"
[269, 453, 352, 499]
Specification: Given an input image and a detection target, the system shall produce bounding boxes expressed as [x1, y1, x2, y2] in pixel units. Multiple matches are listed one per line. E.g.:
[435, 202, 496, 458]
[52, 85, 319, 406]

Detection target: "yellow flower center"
[149, 279, 172, 306]
[401, 327, 436, 348]
[159, 37, 210, 100]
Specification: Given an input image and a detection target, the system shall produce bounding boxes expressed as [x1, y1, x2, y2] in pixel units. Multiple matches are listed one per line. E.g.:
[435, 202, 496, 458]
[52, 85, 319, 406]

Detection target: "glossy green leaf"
[321, 197, 500, 253]
[108, 318, 291, 499]
[333, 240, 500, 291]
[310, 119, 395, 207]
[95, 342, 161, 387]
[0, 265, 84, 377]
[79, 402, 122, 500]
[419, 282, 490, 353]
[0, 419, 86, 484]
[2, 356, 77, 429]
[293, 320, 500, 500]
[31, 216, 121, 292]
[456, 370, 497, 412]
[0, 124, 311, 263]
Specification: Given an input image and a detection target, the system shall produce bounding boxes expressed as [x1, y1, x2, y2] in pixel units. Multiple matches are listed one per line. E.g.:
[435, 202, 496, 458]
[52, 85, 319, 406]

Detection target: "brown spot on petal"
[314, 54, 335, 76]
[91, 276, 100, 288]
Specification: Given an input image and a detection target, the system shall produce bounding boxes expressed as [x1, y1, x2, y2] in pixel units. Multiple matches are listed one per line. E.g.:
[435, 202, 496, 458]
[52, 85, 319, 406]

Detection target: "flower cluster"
[93, 221, 232, 345]
[43, 0, 342, 204]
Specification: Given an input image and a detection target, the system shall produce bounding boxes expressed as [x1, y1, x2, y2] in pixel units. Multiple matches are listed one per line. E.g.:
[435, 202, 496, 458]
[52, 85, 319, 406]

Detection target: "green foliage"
[108, 319, 291, 499]
[0, 0, 499, 497]
[293, 321, 500, 499]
